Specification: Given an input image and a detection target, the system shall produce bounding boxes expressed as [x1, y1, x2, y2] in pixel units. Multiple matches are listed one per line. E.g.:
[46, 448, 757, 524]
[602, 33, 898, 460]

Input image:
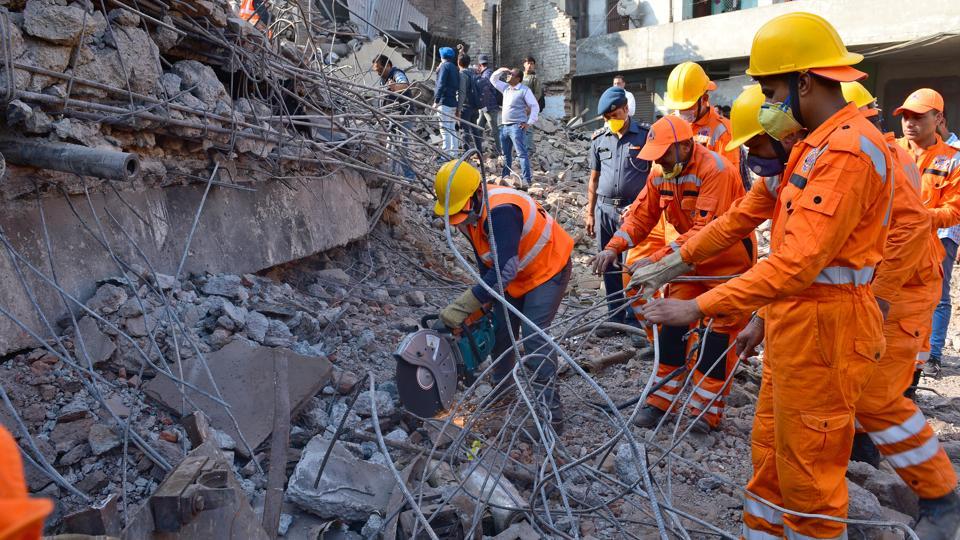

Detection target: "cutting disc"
[396, 357, 445, 417]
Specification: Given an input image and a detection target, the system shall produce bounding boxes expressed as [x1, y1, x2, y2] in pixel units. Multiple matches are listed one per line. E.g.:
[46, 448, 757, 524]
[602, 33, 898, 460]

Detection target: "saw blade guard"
[394, 328, 460, 414]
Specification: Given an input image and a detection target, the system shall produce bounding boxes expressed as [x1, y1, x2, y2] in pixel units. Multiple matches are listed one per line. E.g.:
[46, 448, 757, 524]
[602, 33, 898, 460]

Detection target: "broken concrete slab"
[143, 339, 332, 457]
[63, 493, 121, 536]
[88, 423, 121, 455]
[286, 433, 396, 521]
[76, 316, 116, 366]
[847, 461, 919, 519]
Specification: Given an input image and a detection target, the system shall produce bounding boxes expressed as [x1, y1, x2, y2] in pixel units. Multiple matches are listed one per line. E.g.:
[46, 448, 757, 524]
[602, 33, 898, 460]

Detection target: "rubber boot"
[905, 368, 923, 400]
[850, 432, 881, 468]
[632, 406, 665, 429]
[914, 491, 960, 540]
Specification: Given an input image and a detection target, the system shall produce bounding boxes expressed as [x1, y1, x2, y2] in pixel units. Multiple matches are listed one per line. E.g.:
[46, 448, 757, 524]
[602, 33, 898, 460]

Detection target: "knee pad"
[658, 325, 688, 368]
[699, 331, 731, 380]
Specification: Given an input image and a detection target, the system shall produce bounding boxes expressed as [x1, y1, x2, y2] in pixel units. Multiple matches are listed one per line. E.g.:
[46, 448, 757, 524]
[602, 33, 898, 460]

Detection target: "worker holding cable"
[432, 159, 573, 434]
[638, 13, 893, 539]
[590, 115, 756, 433]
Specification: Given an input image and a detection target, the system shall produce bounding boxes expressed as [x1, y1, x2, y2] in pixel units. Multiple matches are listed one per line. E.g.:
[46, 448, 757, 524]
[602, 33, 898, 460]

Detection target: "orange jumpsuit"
[898, 135, 960, 230]
[607, 143, 756, 427]
[854, 132, 956, 500]
[680, 104, 892, 539]
[692, 106, 741, 172]
[0, 426, 52, 539]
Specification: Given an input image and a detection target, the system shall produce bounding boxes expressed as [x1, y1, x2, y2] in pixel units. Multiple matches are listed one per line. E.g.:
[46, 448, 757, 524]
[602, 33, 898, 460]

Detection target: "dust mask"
[660, 143, 686, 180]
[606, 118, 626, 135]
[758, 92, 803, 141]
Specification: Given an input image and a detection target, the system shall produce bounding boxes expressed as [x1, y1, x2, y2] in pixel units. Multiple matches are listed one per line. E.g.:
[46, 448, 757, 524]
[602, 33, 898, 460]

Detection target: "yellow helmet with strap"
[434, 160, 481, 218]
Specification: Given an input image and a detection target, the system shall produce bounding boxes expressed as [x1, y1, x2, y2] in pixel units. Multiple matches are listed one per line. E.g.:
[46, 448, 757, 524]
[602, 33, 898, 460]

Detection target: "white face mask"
[674, 110, 697, 124]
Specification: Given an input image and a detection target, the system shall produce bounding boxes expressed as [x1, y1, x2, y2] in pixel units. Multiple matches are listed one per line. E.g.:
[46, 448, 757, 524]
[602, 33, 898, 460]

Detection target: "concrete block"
[286, 433, 396, 521]
[143, 339, 332, 457]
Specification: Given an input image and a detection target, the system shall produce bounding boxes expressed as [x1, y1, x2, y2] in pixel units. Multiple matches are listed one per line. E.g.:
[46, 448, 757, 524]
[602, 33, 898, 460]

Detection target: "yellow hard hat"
[841, 81, 876, 108]
[725, 84, 765, 152]
[664, 62, 717, 110]
[434, 160, 481, 220]
[746, 12, 865, 82]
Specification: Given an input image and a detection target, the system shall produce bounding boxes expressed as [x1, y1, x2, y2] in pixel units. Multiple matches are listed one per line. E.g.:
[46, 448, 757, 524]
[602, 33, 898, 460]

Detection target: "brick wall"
[499, 0, 575, 115]
[406, 0, 458, 38]
[457, 0, 495, 57]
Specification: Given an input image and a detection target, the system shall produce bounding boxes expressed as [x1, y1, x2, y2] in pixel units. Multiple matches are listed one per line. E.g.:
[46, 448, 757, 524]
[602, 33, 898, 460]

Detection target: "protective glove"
[440, 289, 483, 328]
[479, 107, 488, 114]
[627, 251, 692, 299]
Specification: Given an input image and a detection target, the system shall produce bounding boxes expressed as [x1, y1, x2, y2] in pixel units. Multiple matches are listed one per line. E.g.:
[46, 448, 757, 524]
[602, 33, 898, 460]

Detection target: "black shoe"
[905, 368, 923, 400]
[915, 492, 960, 540]
[632, 406, 666, 429]
[688, 416, 713, 435]
[925, 357, 943, 379]
[850, 432, 881, 468]
[533, 382, 564, 435]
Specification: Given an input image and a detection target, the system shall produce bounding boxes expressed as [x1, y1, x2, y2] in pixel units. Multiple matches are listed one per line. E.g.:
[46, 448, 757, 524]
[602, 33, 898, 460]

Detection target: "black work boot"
[533, 382, 564, 435]
[632, 406, 666, 429]
[905, 368, 923, 400]
[914, 491, 960, 540]
[850, 432, 881, 469]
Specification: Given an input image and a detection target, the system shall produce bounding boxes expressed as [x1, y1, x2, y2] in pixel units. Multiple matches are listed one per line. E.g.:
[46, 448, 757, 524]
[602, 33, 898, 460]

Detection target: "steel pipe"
[0, 138, 140, 181]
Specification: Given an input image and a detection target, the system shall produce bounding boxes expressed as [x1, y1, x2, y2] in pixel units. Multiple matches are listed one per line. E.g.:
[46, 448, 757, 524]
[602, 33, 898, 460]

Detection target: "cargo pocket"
[778, 413, 852, 506]
[844, 338, 884, 403]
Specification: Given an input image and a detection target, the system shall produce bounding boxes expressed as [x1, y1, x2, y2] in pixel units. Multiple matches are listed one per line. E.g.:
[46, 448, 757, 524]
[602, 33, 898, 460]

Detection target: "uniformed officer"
[584, 86, 651, 325]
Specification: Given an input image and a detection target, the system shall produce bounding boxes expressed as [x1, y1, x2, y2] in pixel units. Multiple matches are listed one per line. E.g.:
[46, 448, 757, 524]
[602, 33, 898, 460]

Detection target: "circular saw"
[394, 313, 496, 417]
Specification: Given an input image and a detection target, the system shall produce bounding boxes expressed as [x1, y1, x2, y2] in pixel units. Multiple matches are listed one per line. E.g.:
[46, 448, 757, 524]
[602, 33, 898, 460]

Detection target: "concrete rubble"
[0, 0, 957, 535]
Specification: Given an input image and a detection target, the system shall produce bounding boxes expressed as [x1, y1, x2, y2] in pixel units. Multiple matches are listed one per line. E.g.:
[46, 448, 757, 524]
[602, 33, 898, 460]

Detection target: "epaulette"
[592, 127, 608, 140]
[824, 122, 862, 155]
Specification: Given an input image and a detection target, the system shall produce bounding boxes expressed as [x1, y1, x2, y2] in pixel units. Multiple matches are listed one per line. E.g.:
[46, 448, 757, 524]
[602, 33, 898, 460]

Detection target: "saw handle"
[421, 314, 451, 333]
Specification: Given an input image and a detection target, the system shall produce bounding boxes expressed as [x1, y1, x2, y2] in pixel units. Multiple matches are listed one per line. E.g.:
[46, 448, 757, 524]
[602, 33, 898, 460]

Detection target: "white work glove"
[479, 107, 487, 114]
[627, 251, 692, 299]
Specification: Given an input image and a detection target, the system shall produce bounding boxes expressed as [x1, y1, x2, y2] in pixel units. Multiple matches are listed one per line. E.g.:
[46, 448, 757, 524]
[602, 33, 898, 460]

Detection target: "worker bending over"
[433, 160, 573, 433]
[592, 115, 755, 432]
[638, 13, 892, 539]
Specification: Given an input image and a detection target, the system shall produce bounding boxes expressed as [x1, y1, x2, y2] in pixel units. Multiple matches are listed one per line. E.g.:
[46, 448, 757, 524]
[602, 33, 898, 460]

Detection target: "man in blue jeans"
[931, 234, 958, 372]
[490, 67, 539, 185]
[434, 47, 460, 158]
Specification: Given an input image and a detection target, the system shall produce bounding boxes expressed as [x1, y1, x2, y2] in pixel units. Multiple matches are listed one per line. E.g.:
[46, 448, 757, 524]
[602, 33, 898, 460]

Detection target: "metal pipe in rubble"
[0, 138, 140, 181]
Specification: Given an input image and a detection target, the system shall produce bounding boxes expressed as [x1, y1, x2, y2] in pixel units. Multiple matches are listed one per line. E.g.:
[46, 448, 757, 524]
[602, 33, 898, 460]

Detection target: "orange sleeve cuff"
[695, 286, 741, 324]
[605, 237, 627, 254]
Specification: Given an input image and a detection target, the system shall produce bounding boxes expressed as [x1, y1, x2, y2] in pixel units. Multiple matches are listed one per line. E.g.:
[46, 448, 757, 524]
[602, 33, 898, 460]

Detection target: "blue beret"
[598, 87, 628, 115]
[439, 47, 456, 60]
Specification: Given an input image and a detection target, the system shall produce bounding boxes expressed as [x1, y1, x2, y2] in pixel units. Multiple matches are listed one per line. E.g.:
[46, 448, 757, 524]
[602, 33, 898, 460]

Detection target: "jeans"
[500, 123, 531, 184]
[596, 202, 627, 322]
[931, 237, 958, 361]
[524, 124, 534, 157]
[438, 105, 457, 156]
[390, 120, 416, 179]
[478, 108, 503, 157]
[490, 261, 572, 383]
[459, 108, 483, 155]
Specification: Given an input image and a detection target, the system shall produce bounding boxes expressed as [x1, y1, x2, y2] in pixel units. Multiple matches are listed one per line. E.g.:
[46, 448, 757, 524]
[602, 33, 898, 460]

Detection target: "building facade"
[572, 0, 960, 135]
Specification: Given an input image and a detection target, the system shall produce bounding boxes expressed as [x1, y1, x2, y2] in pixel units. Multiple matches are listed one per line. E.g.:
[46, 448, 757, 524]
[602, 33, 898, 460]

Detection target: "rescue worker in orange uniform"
[637, 13, 892, 539]
[894, 89, 960, 380]
[0, 425, 52, 539]
[591, 115, 756, 431]
[664, 62, 744, 182]
[434, 160, 574, 433]
[842, 81, 960, 539]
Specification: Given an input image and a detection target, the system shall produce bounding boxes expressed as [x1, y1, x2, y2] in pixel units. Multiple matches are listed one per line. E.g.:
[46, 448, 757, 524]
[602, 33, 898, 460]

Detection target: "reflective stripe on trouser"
[746, 284, 883, 539]
[645, 281, 745, 426]
[855, 308, 957, 499]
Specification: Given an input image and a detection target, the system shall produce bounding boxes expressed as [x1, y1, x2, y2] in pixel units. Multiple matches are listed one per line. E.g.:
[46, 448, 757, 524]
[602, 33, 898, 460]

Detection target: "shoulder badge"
[592, 127, 608, 140]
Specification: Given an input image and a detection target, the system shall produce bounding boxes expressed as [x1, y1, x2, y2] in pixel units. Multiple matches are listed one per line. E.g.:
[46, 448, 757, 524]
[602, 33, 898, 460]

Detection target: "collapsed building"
[0, 0, 958, 538]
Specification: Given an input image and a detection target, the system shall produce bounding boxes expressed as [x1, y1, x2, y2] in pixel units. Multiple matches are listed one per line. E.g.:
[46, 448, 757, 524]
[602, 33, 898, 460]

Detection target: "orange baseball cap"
[638, 116, 694, 161]
[894, 88, 944, 115]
